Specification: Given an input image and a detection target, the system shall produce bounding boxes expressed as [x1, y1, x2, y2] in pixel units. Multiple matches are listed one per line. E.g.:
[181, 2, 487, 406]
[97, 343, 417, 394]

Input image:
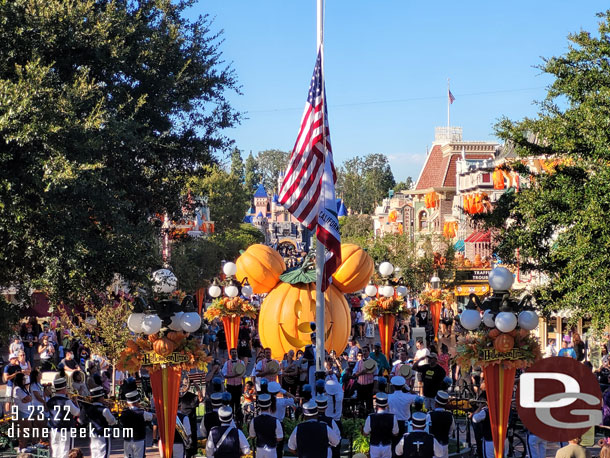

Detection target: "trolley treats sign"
[517, 356, 602, 442]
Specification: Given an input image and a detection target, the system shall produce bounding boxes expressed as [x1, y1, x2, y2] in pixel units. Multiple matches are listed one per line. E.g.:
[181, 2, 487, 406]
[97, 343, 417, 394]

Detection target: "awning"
[454, 285, 490, 296]
[464, 230, 491, 243]
[454, 240, 465, 252]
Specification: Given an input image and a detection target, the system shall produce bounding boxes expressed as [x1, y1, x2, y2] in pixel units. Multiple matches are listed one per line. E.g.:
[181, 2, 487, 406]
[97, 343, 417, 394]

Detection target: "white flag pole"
[315, 0, 326, 376]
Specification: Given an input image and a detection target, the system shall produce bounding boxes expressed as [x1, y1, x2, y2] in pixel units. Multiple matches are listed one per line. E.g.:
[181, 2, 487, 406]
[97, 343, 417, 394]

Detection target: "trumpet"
[176, 415, 192, 448]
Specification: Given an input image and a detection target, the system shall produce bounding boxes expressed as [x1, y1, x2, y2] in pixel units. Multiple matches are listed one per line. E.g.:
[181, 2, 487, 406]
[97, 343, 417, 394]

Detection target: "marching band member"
[395, 411, 443, 458]
[315, 396, 342, 458]
[256, 348, 280, 386]
[82, 386, 117, 458]
[222, 348, 246, 425]
[388, 375, 418, 454]
[120, 390, 153, 458]
[426, 391, 455, 458]
[287, 401, 340, 458]
[267, 381, 295, 458]
[248, 393, 283, 458]
[200, 392, 223, 439]
[47, 376, 80, 458]
[206, 406, 251, 458]
[363, 393, 399, 458]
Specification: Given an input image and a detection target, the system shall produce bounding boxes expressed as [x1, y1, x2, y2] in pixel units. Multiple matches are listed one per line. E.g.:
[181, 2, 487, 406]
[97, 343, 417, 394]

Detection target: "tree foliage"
[255, 149, 289, 193]
[394, 177, 414, 193]
[476, 10, 610, 330]
[0, 0, 239, 304]
[244, 152, 261, 196]
[170, 224, 264, 292]
[339, 215, 373, 239]
[187, 165, 249, 232]
[336, 154, 395, 214]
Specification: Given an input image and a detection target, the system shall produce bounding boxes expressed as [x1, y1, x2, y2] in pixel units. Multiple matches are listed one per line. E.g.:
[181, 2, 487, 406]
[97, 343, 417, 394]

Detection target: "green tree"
[0, 0, 239, 305]
[244, 151, 261, 195]
[475, 10, 610, 331]
[339, 214, 374, 239]
[336, 154, 395, 213]
[394, 177, 414, 193]
[170, 224, 264, 292]
[187, 165, 249, 232]
[230, 148, 245, 183]
[256, 149, 289, 193]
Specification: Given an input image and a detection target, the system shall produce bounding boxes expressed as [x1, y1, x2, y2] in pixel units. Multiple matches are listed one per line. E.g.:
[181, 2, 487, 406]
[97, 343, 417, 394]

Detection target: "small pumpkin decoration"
[473, 254, 482, 268]
[153, 337, 175, 357]
[331, 244, 375, 293]
[494, 333, 515, 353]
[488, 328, 501, 338]
[236, 244, 286, 294]
[167, 331, 188, 344]
[148, 334, 159, 343]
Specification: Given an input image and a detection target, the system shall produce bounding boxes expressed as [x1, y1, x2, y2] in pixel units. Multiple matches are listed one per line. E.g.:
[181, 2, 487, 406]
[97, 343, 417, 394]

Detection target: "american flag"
[448, 89, 456, 104]
[279, 48, 341, 291]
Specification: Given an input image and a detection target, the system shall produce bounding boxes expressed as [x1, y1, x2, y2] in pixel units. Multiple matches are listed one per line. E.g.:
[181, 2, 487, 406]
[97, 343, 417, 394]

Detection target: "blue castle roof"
[338, 201, 348, 217]
[254, 184, 267, 198]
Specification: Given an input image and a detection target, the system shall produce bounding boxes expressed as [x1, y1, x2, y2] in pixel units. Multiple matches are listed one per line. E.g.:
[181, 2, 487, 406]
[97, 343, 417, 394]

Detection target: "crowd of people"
[3, 301, 610, 458]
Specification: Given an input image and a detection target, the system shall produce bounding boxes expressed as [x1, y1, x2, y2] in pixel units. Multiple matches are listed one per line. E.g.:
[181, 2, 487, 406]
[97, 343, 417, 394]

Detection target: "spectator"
[38, 336, 55, 371]
[13, 372, 32, 451]
[554, 436, 591, 458]
[370, 343, 391, 376]
[58, 350, 79, 376]
[20, 323, 38, 366]
[437, 344, 451, 376]
[558, 340, 577, 359]
[356, 309, 365, 339]
[10, 335, 24, 355]
[416, 305, 429, 328]
[17, 351, 31, 385]
[364, 319, 376, 348]
[545, 339, 557, 358]
[413, 353, 447, 410]
[573, 333, 586, 362]
[347, 338, 360, 362]
[440, 304, 454, 338]
[3, 353, 21, 411]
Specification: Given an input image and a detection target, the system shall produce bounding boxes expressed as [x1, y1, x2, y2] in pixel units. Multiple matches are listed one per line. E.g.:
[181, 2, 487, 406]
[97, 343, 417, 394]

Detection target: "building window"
[419, 210, 428, 230]
[481, 173, 491, 183]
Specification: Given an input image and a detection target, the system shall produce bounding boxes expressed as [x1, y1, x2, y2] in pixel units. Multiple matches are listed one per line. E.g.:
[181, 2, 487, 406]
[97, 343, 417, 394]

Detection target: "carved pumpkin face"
[153, 337, 175, 357]
[259, 282, 350, 359]
[493, 333, 514, 353]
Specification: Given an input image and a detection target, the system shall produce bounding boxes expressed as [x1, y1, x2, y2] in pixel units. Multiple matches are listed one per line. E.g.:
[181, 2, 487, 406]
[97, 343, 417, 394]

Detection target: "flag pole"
[447, 78, 451, 127]
[315, 0, 326, 377]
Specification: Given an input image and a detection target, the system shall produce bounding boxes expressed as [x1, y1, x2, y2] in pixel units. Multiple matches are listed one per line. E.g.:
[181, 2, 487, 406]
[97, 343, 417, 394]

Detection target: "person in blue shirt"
[370, 343, 391, 376]
[558, 340, 577, 359]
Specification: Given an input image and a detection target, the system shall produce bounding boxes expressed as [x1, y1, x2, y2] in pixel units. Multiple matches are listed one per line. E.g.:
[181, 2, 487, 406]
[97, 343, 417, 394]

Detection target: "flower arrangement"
[419, 288, 451, 305]
[204, 297, 258, 320]
[456, 329, 542, 370]
[362, 296, 407, 321]
[117, 331, 212, 374]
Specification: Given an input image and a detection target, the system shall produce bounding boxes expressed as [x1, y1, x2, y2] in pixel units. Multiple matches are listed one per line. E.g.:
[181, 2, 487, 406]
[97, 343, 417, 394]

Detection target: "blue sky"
[187, 1, 609, 182]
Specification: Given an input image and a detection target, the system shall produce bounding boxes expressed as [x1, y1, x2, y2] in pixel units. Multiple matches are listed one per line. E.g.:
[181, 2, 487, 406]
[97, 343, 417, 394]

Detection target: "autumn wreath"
[362, 296, 408, 321]
[203, 297, 258, 320]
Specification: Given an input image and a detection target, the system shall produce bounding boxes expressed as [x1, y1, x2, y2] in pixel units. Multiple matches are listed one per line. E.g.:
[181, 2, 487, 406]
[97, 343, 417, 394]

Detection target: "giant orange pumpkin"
[259, 282, 350, 360]
[331, 244, 375, 294]
[236, 244, 286, 294]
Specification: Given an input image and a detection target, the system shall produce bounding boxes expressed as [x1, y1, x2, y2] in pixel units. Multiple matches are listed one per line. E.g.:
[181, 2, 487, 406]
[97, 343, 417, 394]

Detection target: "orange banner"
[222, 315, 241, 352]
[430, 300, 442, 341]
[483, 364, 516, 458]
[378, 314, 395, 363]
[151, 366, 181, 458]
[195, 287, 206, 315]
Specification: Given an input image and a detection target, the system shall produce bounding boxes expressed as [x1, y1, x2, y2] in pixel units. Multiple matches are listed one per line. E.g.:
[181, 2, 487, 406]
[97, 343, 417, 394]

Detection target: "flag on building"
[448, 89, 456, 104]
[278, 48, 341, 291]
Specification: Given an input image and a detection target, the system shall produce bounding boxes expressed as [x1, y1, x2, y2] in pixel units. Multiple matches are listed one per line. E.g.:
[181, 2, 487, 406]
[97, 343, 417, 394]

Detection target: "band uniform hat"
[435, 390, 449, 406]
[353, 454, 368, 458]
[221, 392, 232, 405]
[267, 381, 282, 394]
[399, 364, 413, 379]
[325, 380, 342, 396]
[218, 406, 233, 423]
[303, 400, 318, 416]
[315, 395, 328, 409]
[126, 390, 141, 404]
[374, 392, 389, 407]
[364, 359, 377, 372]
[53, 376, 67, 390]
[266, 360, 280, 375]
[411, 411, 427, 428]
[258, 393, 272, 408]
[9, 353, 18, 360]
[390, 375, 406, 387]
[232, 361, 246, 376]
[210, 392, 224, 407]
[89, 386, 105, 398]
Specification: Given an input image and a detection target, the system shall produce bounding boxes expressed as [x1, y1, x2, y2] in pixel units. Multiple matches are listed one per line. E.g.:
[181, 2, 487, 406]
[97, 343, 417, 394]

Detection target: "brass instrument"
[176, 415, 192, 448]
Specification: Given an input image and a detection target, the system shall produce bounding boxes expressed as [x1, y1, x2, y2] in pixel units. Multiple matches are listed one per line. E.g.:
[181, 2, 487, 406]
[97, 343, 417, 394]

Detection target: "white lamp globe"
[495, 312, 518, 333]
[223, 262, 238, 277]
[181, 312, 202, 333]
[152, 269, 178, 294]
[396, 285, 408, 297]
[365, 285, 378, 297]
[168, 312, 184, 331]
[430, 275, 441, 290]
[208, 284, 222, 298]
[225, 285, 239, 298]
[482, 310, 496, 327]
[460, 309, 482, 330]
[379, 262, 394, 277]
[242, 285, 253, 298]
[140, 314, 162, 335]
[518, 310, 539, 331]
[127, 313, 144, 333]
[488, 267, 514, 291]
[381, 285, 395, 298]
